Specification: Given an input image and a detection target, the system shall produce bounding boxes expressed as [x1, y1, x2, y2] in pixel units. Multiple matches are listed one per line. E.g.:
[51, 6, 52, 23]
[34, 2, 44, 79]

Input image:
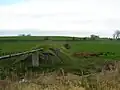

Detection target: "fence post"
[32, 51, 39, 67]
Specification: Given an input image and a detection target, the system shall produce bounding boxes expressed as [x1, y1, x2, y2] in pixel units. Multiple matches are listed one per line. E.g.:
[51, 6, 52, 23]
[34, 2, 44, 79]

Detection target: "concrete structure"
[32, 51, 39, 67]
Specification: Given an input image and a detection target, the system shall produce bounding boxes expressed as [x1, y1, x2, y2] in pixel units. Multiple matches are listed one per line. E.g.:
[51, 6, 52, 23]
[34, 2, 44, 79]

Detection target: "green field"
[0, 37, 120, 58]
[0, 36, 72, 54]
[0, 36, 120, 77]
[0, 36, 72, 41]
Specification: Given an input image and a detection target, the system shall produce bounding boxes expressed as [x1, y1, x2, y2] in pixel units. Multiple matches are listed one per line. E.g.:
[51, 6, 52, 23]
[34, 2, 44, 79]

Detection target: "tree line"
[17, 30, 120, 41]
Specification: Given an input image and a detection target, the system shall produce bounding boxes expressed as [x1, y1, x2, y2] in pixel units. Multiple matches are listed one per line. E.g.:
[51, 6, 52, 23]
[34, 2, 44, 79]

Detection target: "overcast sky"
[0, 0, 120, 37]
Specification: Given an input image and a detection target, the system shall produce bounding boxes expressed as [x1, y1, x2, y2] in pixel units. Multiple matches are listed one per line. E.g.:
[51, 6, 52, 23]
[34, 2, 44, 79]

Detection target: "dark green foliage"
[109, 38, 113, 40]
[44, 36, 49, 40]
[83, 37, 87, 40]
[63, 43, 71, 49]
[72, 37, 76, 41]
[90, 35, 99, 40]
[117, 38, 120, 40]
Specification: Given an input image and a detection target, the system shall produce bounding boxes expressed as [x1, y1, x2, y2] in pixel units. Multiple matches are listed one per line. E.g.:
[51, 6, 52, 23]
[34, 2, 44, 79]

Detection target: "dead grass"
[1, 69, 120, 90]
[1, 64, 120, 90]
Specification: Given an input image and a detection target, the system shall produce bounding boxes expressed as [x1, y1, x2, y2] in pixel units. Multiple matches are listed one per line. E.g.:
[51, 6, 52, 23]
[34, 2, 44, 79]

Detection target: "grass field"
[0, 37, 120, 59]
[0, 36, 71, 54]
[0, 36, 120, 90]
[0, 36, 119, 70]
[0, 36, 72, 41]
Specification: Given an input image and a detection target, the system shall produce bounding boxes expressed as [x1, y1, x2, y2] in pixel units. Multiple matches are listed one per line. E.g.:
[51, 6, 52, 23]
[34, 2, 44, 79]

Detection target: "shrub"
[63, 43, 71, 49]
[44, 36, 49, 40]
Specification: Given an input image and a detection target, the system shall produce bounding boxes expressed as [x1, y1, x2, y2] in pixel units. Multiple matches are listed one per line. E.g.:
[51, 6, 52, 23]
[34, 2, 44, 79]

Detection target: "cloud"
[0, 0, 120, 37]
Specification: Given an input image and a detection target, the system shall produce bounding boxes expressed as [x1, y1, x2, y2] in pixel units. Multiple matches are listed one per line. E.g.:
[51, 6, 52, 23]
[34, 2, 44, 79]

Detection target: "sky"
[0, 0, 120, 37]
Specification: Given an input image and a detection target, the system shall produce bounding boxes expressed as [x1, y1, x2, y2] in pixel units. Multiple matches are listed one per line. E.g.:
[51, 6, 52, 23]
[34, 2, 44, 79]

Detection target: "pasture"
[0, 36, 120, 89]
[0, 36, 120, 68]
[0, 37, 120, 59]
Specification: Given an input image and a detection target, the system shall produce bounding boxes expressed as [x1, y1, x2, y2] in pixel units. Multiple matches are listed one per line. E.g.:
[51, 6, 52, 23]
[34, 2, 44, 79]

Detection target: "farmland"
[0, 36, 120, 90]
[0, 36, 120, 59]
[0, 36, 120, 71]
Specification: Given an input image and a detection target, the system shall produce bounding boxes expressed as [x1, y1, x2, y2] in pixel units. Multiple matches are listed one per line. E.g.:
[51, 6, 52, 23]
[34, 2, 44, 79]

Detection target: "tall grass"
[1, 68, 120, 90]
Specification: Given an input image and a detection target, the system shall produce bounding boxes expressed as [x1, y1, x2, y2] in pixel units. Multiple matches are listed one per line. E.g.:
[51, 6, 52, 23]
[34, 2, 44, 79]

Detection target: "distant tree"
[113, 30, 120, 39]
[72, 37, 76, 41]
[27, 34, 31, 36]
[109, 38, 113, 40]
[83, 37, 87, 40]
[63, 43, 71, 49]
[44, 36, 49, 40]
[79, 38, 83, 40]
[90, 34, 99, 40]
[18, 34, 25, 36]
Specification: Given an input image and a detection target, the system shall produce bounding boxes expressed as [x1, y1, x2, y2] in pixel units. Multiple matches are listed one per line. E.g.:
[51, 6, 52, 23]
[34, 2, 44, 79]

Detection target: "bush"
[90, 35, 99, 40]
[83, 37, 87, 40]
[63, 43, 71, 49]
[72, 37, 75, 41]
[44, 36, 49, 40]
